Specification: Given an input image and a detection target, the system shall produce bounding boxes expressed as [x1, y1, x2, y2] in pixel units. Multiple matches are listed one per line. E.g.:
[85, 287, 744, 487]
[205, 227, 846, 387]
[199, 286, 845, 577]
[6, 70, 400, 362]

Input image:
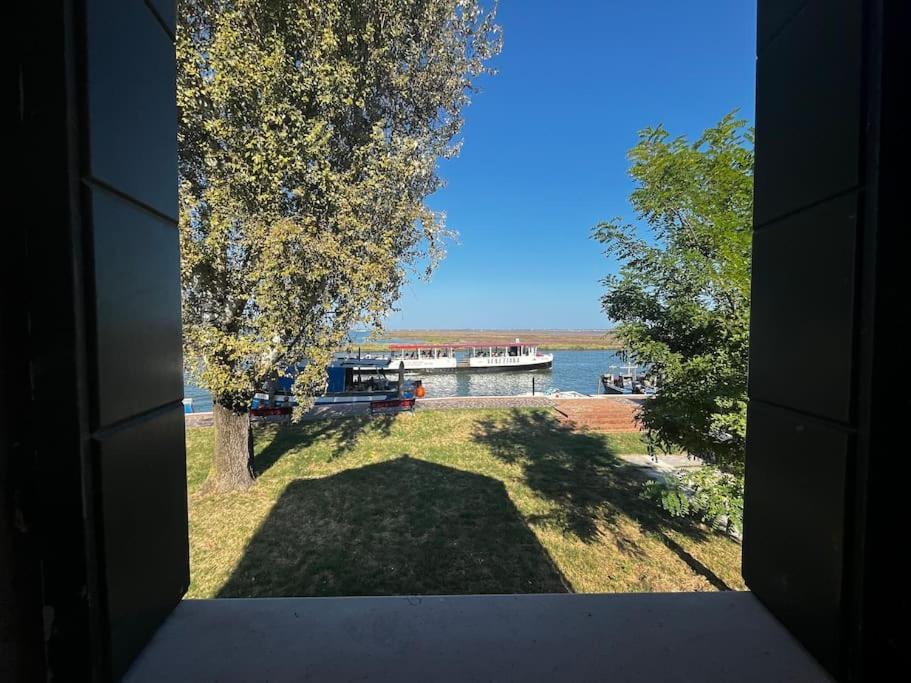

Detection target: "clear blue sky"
[387, 0, 756, 330]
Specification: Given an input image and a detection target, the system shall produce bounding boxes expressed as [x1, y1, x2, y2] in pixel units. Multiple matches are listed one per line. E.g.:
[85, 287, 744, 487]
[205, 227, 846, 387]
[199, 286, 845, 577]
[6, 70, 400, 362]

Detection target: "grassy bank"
[186, 408, 743, 598]
[343, 329, 622, 352]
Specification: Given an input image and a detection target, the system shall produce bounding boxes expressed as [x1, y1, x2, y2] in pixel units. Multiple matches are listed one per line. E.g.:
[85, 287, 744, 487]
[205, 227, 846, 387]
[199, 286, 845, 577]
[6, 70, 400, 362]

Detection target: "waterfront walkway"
[415, 395, 554, 411]
[185, 394, 647, 433]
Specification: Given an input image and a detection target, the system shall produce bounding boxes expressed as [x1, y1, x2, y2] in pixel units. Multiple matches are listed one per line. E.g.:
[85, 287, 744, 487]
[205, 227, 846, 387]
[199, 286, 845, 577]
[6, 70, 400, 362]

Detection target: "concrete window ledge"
[124, 592, 831, 682]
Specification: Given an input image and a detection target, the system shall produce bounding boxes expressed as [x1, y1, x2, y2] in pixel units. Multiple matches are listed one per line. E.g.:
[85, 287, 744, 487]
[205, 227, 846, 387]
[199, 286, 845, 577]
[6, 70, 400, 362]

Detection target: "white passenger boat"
[341, 339, 553, 374]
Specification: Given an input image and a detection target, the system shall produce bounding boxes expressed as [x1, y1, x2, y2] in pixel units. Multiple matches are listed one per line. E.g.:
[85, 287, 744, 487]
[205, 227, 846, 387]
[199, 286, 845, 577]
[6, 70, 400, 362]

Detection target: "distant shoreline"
[345, 329, 622, 352]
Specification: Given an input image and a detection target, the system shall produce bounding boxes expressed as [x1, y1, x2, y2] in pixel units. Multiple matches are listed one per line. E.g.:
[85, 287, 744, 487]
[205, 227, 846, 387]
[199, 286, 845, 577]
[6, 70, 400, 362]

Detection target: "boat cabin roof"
[332, 357, 391, 368]
[388, 342, 536, 351]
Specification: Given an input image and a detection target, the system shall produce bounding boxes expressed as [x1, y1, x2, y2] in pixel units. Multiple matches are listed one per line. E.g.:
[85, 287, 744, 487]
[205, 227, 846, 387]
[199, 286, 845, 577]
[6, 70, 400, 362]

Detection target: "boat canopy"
[388, 342, 536, 351]
[332, 357, 391, 368]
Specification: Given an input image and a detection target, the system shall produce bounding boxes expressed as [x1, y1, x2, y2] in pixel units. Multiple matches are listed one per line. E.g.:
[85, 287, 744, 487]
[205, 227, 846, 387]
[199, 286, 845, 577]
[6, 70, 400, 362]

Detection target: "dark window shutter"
[747, 1, 906, 679]
[15, 2, 188, 680]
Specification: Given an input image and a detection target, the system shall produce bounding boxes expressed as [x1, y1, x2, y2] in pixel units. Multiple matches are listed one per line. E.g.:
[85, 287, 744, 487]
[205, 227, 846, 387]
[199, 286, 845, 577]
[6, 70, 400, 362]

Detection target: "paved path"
[185, 395, 557, 428]
[187, 396, 650, 429]
[616, 453, 702, 482]
[415, 396, 554, 411]
[554, 397, 642, 433]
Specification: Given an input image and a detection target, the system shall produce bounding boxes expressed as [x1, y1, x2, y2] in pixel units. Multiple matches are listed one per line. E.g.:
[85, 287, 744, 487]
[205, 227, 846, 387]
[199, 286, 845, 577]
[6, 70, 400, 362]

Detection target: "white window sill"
[125, 592, 831, 682]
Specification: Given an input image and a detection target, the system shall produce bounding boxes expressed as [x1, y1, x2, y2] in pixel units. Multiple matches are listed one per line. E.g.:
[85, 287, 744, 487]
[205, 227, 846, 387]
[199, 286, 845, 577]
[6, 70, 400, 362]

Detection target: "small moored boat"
[600, 359, 655, 395]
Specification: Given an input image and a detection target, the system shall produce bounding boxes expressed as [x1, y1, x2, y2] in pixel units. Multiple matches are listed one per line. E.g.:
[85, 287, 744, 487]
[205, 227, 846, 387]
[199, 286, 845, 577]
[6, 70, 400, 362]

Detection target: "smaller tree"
[594, 112, 753, 533]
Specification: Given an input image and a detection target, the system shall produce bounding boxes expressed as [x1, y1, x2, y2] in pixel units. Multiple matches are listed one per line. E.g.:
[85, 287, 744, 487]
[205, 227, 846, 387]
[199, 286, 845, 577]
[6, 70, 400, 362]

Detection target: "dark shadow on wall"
[218, 456, 570, 597]
[472, 409, 732, 590]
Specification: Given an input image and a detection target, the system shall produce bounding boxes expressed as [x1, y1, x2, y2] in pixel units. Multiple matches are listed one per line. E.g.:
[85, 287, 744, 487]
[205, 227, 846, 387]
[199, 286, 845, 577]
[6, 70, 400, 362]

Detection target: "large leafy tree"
[178, 0, 501, 492]
[594, 113, 753, 531]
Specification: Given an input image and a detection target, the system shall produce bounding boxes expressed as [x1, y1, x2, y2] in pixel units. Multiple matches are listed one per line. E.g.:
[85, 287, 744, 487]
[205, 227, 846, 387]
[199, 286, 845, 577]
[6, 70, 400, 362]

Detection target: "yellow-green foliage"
[177, 1, 501, 407]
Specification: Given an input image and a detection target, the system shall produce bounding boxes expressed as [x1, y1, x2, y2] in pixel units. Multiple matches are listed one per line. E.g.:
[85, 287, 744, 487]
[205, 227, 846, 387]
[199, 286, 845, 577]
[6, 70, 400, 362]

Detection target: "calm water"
[184, 349, 639, 411]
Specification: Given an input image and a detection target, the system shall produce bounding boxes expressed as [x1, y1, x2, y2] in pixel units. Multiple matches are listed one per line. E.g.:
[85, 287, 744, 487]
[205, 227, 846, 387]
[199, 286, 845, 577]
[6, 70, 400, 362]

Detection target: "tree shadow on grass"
[472, 409, 732, 591]
[254, 413, 396, 475]
[218, 456, 570, 597]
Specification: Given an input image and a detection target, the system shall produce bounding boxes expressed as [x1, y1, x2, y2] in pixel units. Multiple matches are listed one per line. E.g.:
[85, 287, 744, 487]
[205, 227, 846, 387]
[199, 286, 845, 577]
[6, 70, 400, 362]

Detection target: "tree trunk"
[201, 402, 255, 493]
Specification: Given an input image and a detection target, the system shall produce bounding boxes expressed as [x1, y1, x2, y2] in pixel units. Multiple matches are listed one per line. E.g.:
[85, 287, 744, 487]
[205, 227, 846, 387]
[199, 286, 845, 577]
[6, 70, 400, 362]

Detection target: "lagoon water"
[412, 349, 622, 398]
[184, 349, 636, 412]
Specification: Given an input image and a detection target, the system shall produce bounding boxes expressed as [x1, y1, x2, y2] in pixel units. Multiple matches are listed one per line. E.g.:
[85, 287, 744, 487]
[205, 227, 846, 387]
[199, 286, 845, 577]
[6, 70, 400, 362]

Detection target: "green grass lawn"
[186, 408, 744, 598]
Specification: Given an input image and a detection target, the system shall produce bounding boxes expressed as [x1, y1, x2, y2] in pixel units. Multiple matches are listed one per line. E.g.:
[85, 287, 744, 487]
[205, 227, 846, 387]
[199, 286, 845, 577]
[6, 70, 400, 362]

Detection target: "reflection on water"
[411, 350, 635, 398]
[184, 350, 641, 410]
[413, 368, 552, 398]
